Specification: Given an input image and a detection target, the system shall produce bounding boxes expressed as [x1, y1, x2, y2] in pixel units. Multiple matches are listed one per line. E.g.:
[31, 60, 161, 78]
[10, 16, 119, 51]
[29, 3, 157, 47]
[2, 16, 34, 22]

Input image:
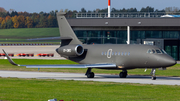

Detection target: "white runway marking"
[0, 71, 180, 85]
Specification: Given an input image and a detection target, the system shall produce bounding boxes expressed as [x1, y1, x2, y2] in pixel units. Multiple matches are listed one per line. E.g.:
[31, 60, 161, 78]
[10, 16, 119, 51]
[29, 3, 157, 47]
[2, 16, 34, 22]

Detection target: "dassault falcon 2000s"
[3, 12, 176, 80]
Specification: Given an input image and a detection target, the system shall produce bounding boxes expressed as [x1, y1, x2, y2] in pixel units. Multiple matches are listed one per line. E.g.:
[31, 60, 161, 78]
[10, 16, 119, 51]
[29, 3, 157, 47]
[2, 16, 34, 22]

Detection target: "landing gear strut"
[85, 68, 94, 78]
[150, 68, 156, 80]
[119, 70, 127, 78]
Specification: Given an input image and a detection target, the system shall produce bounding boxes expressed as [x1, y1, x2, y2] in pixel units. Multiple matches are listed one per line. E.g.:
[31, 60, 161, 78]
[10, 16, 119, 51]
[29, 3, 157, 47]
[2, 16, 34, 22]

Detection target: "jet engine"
[56, 44, 84, 57]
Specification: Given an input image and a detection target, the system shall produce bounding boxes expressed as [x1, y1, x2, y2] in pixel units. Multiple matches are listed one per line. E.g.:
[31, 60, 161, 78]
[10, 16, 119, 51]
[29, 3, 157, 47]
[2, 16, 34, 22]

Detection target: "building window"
[163, 31, 179, 38]
[145, 31, 162, 38]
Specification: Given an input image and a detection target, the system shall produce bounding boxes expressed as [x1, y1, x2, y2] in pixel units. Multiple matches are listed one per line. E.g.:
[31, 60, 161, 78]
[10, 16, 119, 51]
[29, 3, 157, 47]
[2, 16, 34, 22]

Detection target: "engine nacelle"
[57, 44, 84, 57]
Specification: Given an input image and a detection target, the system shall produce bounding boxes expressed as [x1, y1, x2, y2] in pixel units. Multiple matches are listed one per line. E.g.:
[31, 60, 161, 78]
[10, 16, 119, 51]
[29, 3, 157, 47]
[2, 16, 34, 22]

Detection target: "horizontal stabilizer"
[2, 49, 19, 66]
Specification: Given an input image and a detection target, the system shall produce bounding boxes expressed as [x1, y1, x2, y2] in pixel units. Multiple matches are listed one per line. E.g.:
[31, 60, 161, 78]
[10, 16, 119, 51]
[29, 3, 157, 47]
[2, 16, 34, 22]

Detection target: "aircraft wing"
[2, 49, 116, 68]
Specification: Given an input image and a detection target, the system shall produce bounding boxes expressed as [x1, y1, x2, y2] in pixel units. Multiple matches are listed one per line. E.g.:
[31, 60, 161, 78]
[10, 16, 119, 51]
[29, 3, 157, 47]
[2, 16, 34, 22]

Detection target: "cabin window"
[156, 49, 162, 54]
[101, 52, 104, 55]
[115, 52, 117, 55]
[124, 52, 127, 56]
[112, 52, 114, 55]
[121, 52, 124, 56]
[118, 52, 121, 55]
[104, 52, 107, 55]
[128, 52, 130, 56]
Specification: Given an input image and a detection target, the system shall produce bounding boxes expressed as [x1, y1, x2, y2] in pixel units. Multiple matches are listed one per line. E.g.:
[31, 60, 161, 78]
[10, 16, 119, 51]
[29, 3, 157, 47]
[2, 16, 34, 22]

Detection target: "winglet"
[2, 49, 19, 66]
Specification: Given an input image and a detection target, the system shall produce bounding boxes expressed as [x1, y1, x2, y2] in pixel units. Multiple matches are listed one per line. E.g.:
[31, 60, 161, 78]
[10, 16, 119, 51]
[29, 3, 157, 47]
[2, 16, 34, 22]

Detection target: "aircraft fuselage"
[60, 44, 176, 70]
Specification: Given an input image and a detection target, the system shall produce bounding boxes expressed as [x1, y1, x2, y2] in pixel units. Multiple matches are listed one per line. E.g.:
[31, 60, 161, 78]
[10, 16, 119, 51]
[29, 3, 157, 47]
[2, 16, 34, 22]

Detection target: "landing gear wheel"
[119, 72, 127, 78]
[152, 76, 156, 80]
[87, 72, 94, 78]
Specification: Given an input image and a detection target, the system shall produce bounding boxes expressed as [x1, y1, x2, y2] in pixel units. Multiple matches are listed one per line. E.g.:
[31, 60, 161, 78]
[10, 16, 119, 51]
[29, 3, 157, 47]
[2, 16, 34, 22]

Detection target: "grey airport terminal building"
[66, 13, 180, 60]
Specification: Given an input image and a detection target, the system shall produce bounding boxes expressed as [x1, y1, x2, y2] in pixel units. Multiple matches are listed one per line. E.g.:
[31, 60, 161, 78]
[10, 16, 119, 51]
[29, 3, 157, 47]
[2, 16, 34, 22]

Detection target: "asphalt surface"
[0, 71, 180, 85]
[0, 45, 65, 59]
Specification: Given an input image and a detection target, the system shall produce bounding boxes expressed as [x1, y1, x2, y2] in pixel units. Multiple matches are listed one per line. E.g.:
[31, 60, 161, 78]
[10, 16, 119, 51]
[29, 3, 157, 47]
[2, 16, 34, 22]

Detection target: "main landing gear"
[85, 68, 94, 78]
[119, 70, 127, 78]
[150, 68, 156, 80]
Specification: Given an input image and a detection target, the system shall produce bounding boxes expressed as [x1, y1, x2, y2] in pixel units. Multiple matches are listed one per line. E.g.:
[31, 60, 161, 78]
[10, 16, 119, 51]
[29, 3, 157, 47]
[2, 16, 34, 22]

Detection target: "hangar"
[66, 13, 180, 60]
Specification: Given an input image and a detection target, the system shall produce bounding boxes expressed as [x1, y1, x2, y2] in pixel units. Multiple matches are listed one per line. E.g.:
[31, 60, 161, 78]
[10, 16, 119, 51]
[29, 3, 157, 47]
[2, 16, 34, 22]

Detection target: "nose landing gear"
[150, 68, 156, 80]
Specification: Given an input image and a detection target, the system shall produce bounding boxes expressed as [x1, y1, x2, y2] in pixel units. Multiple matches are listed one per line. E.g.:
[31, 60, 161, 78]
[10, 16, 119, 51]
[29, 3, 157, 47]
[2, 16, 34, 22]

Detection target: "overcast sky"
[1, 0, 180, 13]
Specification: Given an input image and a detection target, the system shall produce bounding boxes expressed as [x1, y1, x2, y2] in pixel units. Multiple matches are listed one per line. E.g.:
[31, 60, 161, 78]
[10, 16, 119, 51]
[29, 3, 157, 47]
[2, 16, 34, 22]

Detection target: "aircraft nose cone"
[159, 56, 176, 67]
[166, 58, 176, 66]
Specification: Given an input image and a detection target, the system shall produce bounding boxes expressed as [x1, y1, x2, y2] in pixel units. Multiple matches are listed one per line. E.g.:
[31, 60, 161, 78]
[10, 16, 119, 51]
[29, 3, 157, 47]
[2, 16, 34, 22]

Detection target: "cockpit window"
[147, 49, 152, 53]
[156, 49, 162, 54]
[148, 49, 163, 54]
[160, 49, 167, 54]
[147, 49, 156, 54]
[152, 49, 155, 53]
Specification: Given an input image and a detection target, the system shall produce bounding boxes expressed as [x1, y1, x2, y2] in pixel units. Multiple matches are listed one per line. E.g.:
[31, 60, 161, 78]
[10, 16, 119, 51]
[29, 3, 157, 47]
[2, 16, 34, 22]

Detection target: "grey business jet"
[3, 12, 176, 80]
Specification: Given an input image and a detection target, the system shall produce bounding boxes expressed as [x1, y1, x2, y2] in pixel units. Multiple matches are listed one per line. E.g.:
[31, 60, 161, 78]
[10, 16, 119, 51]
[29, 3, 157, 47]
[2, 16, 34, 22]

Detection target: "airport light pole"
[127, 26, 130, 44]
[108, 0, 111, 17]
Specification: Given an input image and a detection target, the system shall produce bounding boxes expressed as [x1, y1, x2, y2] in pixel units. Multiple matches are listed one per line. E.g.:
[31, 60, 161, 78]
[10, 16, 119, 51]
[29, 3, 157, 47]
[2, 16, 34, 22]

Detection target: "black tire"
[87, 72, 94, 78]
[119, 72, 124, 78]
[119, 72, 127, 78]
[152, 76, 156, 80]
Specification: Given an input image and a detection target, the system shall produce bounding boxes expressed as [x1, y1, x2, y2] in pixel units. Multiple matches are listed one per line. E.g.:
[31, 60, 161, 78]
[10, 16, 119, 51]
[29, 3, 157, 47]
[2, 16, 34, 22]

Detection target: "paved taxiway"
[0, 45, 65, 59]
[0, 71, 180, 85]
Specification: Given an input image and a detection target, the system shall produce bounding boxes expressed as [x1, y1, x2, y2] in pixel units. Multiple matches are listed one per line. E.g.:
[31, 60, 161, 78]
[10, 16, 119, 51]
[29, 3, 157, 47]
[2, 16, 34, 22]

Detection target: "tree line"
[0, 6, 180, 29]
[0, 8, 59, 29]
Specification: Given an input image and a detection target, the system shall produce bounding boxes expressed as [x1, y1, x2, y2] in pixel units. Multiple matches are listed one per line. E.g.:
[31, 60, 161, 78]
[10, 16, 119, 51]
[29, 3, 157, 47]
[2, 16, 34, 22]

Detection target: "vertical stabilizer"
[56, 12, 82, 46]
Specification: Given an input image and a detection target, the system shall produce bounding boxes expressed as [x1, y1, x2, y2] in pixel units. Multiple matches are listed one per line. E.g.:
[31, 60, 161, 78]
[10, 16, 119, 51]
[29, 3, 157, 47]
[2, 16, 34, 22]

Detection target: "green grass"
[0, 77, 180, 101]
[0, 28, 60, 44]
[0, 59, 180, 77]
[0, 59, 180, 100]
[0, 28, 60, 39]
